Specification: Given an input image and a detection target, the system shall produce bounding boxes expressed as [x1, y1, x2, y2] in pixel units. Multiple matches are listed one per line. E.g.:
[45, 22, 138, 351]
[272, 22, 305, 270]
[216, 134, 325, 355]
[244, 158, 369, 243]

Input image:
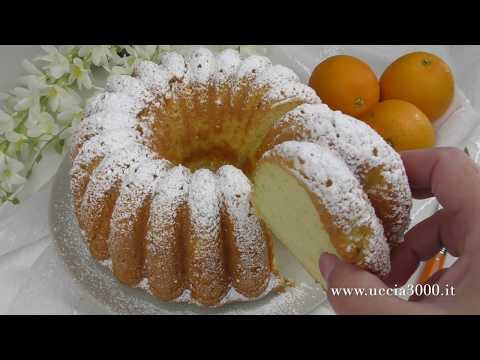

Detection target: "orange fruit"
[309, 55, 380, 117]
[380, 52, 455, 122]
[360, 99, 436, 152]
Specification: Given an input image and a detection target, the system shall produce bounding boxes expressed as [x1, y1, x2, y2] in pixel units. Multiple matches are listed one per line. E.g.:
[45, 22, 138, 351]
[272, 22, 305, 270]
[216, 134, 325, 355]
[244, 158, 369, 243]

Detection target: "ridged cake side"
[257, 103, 412, 247]
[72, 47, 314, 306]
[255, 141, 391, 278]
[70, 47, 411, 307]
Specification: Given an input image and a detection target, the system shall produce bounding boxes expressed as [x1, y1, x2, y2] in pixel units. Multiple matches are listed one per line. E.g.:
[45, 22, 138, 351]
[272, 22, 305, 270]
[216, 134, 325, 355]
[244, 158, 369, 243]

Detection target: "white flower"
[5, 131, 26, 143]
[57, 105, 83, 127]
[18, 74, 49, 91]
[36, 45, 71, 80]
[0, 109, 15, 134]
[0, 92, 18, 114]
[19, 60, 49, 90]
[68, 58, 93, 90]
[0, 110, 26, 145]
[0, 153, 25, 192]
[9, 140, 33, 164]
[78, 45, 114, 67]
[58, 45, 78, 56]
[10, 87, 42, 112]
[1, 44, 274, 205]
[25, 105, 59, 138]
[42, 84, 82, 113]
[44, 85, 63, 113]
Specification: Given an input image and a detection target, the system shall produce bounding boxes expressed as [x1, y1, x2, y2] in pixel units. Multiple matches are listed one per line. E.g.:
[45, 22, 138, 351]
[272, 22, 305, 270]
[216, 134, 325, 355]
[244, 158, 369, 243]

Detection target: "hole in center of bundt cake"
[137, 92, 303, 175]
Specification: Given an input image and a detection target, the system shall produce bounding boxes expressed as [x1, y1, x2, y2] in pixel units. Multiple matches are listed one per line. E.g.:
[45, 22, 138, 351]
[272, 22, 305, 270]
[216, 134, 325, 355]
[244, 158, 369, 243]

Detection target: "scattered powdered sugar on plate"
[50, 156, 327, 315]
[60, 47, 354, 313]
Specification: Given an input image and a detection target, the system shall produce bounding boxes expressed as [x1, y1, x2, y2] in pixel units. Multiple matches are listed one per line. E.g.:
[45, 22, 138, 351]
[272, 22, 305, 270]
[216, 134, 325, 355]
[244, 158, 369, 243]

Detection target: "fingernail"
[319, 253, 338, 282]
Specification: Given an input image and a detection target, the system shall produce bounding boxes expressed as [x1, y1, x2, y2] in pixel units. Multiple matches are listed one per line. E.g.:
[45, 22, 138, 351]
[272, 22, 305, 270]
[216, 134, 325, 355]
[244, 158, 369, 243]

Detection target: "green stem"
[0, 125, 71, 208]
[29, 125, 70, 166]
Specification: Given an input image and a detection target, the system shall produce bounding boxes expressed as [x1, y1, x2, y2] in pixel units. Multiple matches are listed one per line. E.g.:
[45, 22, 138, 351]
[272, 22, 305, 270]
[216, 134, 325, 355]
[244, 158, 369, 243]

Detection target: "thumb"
[319, 253, 438, 315]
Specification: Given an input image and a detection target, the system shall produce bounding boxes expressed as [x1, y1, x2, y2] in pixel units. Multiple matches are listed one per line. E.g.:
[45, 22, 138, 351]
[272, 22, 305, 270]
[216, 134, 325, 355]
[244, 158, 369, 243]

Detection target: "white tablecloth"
[1, 45, 478, 315]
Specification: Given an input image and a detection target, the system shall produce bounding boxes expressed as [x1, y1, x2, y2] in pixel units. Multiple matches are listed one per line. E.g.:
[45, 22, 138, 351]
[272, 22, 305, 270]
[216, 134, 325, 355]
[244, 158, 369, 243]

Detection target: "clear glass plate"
[49, 156, 327, 315]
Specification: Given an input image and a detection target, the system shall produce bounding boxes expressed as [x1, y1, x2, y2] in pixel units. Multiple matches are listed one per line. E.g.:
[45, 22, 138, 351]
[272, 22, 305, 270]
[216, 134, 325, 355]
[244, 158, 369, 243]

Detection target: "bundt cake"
[70, 47, 412, 307]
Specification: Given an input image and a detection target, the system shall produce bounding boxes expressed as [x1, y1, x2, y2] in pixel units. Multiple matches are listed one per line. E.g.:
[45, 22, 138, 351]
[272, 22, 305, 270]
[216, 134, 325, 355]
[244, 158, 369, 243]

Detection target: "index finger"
[401, 147, 480, 212]
[385, 147, 480, 286]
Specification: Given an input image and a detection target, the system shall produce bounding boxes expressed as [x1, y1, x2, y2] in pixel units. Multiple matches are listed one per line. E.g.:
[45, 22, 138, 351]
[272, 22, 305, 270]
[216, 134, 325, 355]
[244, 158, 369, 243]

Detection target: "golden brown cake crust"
[217, 165, 271, 298]
[108, 160, 171, 285]
[70, 47, 411, 307]
[184, 169, 229, 306]
[256, 141, 391, 277]
[145, 166, 189, 301]
[257, 104, 412, 247]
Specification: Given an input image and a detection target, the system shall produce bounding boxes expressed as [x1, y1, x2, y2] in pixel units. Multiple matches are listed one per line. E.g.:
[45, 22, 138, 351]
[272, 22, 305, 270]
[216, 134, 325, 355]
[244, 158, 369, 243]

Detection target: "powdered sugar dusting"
[132, 272, 282, 308]
[147, 165, 191, 254]
[55, 155, 324, 314]
[70, 129, 141, 202]
[330, 111, 412, 244]
[110, 159, 171, 227]
[70, 47, 406, 307]
[217, 165, 270, 291]
[263, 141, 390, 276]
[134, 61, 171, 95]
[271, 103, 412, 245]
[216, 165, 264, 253]
[106, 74, 154, 103]
[71, 111, 139, 152]
[71, 129, 139, 171]
[80, 144, 151, 221]
[188, 169, 221, 240]
[160, 52, 186, 80]
[254, 64, 300, 88]
[226, 54, 274, 108]
[84, 92, 145, 117]
[71, 47, 325, 307]
[236, 55, 272, 80]
[213, 49, 241, 84]
[100, 259, 113, 271]
[264, 81, 321, 106]
[173, 273, 281, 307]
[185, 48, 217, 85]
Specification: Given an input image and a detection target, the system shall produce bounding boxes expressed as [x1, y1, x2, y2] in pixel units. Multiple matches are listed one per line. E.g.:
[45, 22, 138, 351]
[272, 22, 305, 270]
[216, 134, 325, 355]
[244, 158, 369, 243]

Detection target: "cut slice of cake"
[252, 141, 391, 288]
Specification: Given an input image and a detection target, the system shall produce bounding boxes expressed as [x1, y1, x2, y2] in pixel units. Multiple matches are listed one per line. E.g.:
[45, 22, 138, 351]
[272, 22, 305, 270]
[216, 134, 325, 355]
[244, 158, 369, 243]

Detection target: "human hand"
[319, 147, 480, 315]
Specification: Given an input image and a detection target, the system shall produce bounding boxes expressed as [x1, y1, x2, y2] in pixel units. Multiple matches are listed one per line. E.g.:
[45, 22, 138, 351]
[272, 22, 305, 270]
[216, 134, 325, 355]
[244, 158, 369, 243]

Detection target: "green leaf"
[53, 138, 65, 155]
[15, 141, 23, 153]
[0, 142, 8, 153]
[35, 152, 43, 164]
[26, 168, 33, 179]
[40, 96, 49, 108]
[10, 197, 20, 205]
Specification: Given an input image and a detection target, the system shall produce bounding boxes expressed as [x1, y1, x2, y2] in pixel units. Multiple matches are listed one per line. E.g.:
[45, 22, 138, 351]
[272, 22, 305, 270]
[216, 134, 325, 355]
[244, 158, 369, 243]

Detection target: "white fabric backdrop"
[1, 45, 478, 315]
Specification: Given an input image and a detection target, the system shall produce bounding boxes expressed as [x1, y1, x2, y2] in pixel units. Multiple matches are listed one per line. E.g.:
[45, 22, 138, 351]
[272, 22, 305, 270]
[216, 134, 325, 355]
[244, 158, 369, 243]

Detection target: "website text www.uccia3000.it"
[330, 284, 455, 298]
